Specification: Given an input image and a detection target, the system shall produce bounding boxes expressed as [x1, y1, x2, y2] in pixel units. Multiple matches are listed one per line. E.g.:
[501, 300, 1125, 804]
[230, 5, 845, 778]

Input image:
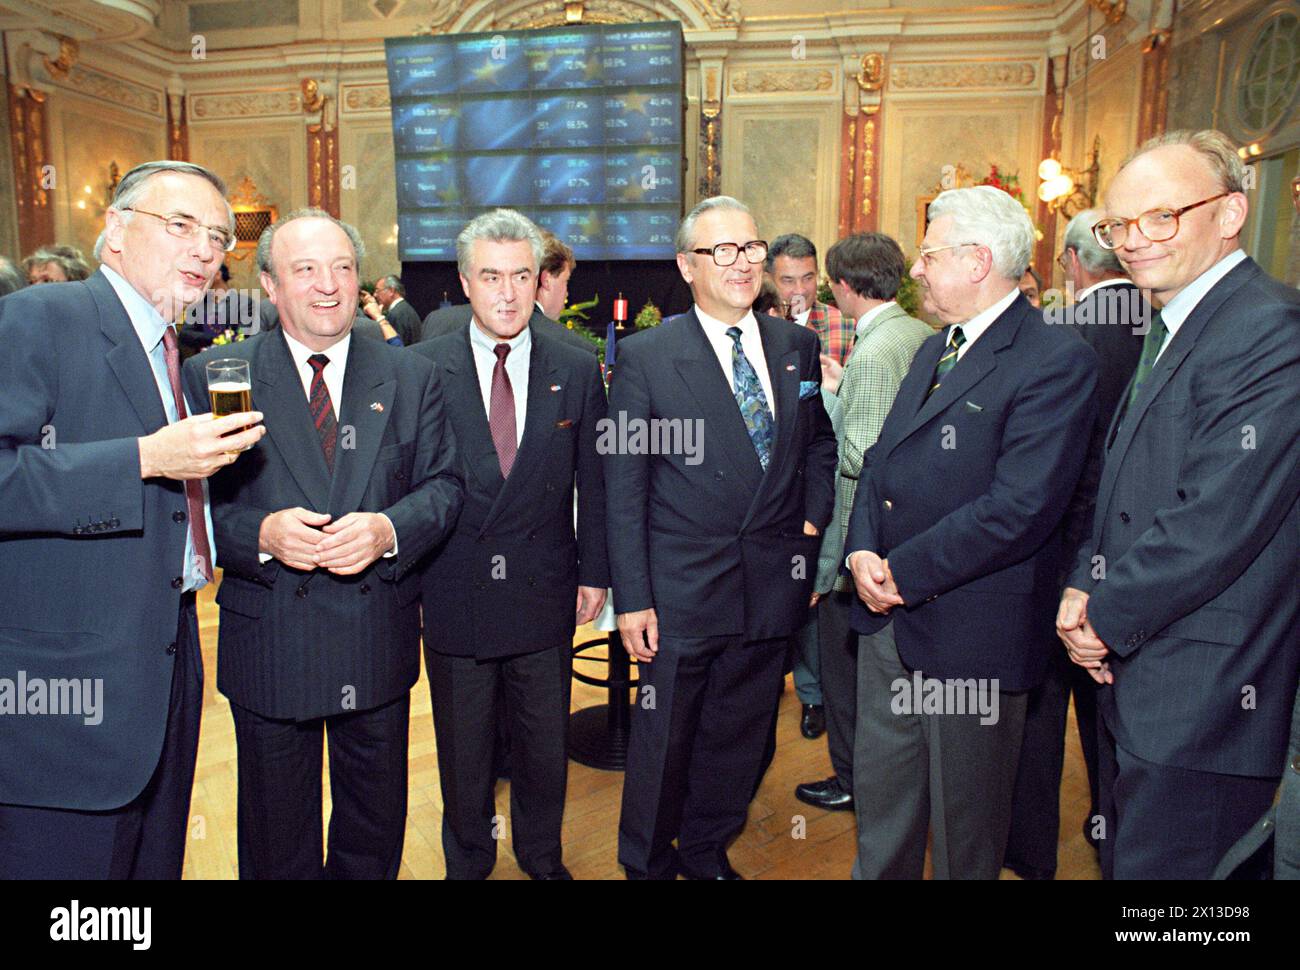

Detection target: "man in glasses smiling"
[1058, 129, 1300, 879]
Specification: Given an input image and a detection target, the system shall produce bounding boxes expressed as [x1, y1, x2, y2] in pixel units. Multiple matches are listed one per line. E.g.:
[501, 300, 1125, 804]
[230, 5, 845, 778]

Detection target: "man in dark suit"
[843, 185, 1097, 880]
[183, 208, 462, 879]
[607, 196, 837, 880]
[1004, 209, 1148, 879]
[370, 274, 422, 346]
[0, 160, 265, 879]
[1058, 129, 1300, 880]
[412, 209, 608, 880]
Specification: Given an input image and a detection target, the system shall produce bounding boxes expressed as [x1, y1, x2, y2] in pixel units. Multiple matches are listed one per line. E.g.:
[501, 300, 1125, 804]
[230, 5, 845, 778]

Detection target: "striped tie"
[927, 325, 966, 398]
[307, 354, 337, 470]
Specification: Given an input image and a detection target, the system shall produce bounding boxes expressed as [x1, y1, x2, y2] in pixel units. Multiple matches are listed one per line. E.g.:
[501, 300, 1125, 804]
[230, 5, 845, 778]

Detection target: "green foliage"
[558, 293, 599, 326]
[817, 279, 835, 308]
[895, 272, 922, 317]
[634, 299, 662, 329]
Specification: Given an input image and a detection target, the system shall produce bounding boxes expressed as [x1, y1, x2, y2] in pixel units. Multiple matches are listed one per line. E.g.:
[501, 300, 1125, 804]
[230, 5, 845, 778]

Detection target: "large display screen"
[384, 22, 685, 261]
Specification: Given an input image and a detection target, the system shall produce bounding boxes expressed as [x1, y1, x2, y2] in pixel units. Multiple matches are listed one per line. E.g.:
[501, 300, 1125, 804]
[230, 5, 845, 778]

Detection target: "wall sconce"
[1037, 136, 1100, 217]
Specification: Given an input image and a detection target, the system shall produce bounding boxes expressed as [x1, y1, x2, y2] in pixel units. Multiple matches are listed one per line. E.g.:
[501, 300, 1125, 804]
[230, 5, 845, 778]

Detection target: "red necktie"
[307, 354, 338, 470]
[161, 326, 214, 583]
[489, 343, 517, 478]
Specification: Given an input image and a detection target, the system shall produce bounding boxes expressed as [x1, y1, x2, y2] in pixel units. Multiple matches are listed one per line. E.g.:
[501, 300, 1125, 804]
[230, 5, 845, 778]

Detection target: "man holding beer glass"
[0, 160, 263, 879]
[183, 208, 462, 879]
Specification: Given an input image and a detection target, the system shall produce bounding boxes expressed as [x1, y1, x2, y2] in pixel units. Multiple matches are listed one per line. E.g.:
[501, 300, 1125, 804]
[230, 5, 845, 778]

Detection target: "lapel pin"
[370, 402, 384, 413]
[550, 383, 562, 392]
[785, 364, 797, 371]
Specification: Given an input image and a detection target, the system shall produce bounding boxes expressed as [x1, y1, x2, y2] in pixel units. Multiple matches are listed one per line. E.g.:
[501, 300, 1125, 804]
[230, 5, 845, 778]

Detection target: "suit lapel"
[672, 310, 764, 493]
[90, 272, 170, 434]
[442, 327, 509, 499]
[485, 326, 562, 529]
[256, 331, 331, 510]
[759, 313, 800, 478]
[328, 334, 395, 517]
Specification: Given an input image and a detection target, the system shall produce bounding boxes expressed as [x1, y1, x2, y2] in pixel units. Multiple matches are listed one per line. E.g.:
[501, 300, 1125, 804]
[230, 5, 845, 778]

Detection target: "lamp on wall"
[1037, 136, 1100, 216]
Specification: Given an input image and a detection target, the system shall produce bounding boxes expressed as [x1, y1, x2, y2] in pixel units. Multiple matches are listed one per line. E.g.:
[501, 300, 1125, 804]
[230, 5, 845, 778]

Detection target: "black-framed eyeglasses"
[1091, 193, 1228, 251]
[690, 239, 768, 267]
[122, 207, 236, 253]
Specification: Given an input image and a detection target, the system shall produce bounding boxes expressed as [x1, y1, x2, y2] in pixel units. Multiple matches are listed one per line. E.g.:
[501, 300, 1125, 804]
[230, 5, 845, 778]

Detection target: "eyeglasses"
[1091, 193, 1228, 250]
[122, 207, 236, 253]
[690, 240, 768, 267]
[917, 241, 977, 265]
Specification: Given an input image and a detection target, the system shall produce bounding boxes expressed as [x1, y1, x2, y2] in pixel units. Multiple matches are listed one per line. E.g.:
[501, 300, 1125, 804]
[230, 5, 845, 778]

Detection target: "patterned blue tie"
[726, 325, 775, 470]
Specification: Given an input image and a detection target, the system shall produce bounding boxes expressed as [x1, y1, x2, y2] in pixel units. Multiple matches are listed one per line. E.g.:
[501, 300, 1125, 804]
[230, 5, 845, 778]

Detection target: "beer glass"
[205, 358, 253, 449]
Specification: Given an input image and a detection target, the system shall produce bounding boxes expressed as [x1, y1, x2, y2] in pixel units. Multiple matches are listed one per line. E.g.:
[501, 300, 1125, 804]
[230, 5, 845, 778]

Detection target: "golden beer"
[209, 381, 252, 418]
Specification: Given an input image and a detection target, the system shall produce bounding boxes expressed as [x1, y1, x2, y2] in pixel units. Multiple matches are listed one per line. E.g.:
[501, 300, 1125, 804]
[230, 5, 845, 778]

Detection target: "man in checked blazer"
[843, 186, 1098, 879]
[794, 232, 934, 815]
[413, 209, 608, 880]
[1059, 130, 1300, 880]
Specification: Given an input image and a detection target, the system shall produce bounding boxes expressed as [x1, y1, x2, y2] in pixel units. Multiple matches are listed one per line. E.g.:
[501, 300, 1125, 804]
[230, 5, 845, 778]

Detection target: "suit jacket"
[806, 300, 855, 366]
[181, 329, 463, 720]
[422, 302, 598, 356]
[1068, 256, 1300, 777]
[0, 271, 198, 810]
[412, 323, 609, 660]
[844, 293, 1098, 691]
[605, 309, 838, 640]
[385, 298, 422, 347]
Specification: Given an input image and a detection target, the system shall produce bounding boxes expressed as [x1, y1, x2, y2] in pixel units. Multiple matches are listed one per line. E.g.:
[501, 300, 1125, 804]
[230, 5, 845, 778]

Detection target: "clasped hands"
[1057, 587, 1113, 684]
[259, 507, 395, 575]
[848, 550, 905, 615]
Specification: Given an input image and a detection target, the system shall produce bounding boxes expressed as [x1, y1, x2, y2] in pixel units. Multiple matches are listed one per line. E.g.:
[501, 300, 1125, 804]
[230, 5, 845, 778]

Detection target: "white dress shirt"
[469, 317, 530, 446]
[1153, 248, 1247, 362]
[943, 286, 1020, 361]
[855, 300, 898, 338]
[695, 305, 777, 420]
[1074, 278, 1136, 303]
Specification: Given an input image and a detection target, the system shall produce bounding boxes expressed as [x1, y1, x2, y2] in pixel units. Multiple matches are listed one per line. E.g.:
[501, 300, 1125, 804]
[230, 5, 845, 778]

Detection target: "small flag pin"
[785, 364, 797, 371]
[550, 383, 562, 392]
[370, 402, 384, 412]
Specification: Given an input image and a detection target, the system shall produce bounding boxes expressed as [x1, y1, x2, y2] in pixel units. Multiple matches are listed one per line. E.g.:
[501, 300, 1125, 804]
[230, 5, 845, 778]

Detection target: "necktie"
[726, 325, 775, 470]
[927, 325, 966, 399]
[161, 326, 214, 583]
[1126, 310, 1167, 408]
[489, 342, 517, 478]
[306, 354, 337, 470]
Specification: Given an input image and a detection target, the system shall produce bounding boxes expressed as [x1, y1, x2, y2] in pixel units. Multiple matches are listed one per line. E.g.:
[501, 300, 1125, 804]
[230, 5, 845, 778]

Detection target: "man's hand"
[803, 520, 820, 537]
[810, 591, 821, 608]
[575, 585, 607, 626]
[139, 412, 265, 480]
[820, 353, 844, 395]
[360, 292, 383, 320]
[1056, 587, 1113, 683]
[259, 507, 331, 570]
[617, 608, 659, 663]
[315, 512, 396, 575]
[848, 550, 905, 614]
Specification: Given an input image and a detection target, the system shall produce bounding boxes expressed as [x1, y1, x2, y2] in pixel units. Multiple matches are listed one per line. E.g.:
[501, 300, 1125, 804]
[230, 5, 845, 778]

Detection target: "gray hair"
[455, 208, 544, 277]
[766, 233, 817, 273]
[1119, 128, 1245, 194]
[0, 256, 26, 297]
[377, 273, 404, 296]
[256, 207, 366, 280]
[676, 195, 751, 253]
[1063, 208, 1124, 275]
[927, 185, 1035, 281]
[23, 244, 92, 281]
[109, 160, 234, 232]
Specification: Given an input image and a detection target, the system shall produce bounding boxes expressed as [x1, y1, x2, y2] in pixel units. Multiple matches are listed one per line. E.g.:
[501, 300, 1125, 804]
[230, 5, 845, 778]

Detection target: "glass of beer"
[206, 358, 253, 449]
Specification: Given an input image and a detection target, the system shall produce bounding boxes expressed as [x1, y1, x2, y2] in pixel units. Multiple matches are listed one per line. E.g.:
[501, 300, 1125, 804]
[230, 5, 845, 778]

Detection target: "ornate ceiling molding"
[890, 60, 1039, 92]
[452, 0, 736, 34]
[190, 89, 304, 121]
[730, 67, 834, 95]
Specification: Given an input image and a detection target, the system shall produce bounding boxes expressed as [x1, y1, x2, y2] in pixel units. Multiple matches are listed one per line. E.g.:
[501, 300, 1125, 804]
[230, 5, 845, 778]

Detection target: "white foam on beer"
[209, 381, 252, 392]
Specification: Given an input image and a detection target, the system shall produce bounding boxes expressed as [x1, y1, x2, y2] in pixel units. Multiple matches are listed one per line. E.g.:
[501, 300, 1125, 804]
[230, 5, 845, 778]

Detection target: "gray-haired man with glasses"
[1058, 129, 1300, 879]
[607, 195, 837, 879]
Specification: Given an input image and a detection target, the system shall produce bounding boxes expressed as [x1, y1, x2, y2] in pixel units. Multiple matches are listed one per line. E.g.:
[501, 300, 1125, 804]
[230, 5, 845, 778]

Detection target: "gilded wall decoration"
[343, 86, 392, 113]
[61, 66, 162, 116]
[730, 70, 834, 95]
[192, 91, 303, 120]
[890, 62, 1038, 92]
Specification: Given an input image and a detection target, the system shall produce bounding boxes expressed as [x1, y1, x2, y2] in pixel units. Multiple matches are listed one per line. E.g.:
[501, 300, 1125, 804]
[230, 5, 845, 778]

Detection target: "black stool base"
[567, 703, 633, 771]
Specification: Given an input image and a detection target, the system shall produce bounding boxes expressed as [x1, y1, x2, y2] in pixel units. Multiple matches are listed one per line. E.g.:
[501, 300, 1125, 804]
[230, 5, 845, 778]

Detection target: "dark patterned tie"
[307, 354, 337, 470]
[489, 343, 517, 478]
[161, 326, 214, 582]
[1126, 310, 1167, 408]
[725, 325, 775, 470]
[927, 325, 966, 399]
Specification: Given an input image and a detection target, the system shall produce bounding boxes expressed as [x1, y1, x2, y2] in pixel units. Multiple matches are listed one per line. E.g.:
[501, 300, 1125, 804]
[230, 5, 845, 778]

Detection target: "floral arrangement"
[210, 328, 246, 345]
[982, 164, 1044, 240]
[633, 300, 662, 329]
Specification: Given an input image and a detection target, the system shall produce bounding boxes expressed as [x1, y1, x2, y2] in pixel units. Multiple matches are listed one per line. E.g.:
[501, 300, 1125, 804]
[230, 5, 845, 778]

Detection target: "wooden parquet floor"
[184, 574, 1101, 880]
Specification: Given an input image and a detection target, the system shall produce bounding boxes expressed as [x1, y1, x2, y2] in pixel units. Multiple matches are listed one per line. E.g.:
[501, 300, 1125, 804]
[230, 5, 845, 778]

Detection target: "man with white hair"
[842, 185, 1098, 879]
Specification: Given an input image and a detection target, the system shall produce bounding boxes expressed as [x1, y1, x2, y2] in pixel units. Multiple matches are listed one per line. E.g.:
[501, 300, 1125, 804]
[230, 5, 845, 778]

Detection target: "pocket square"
[799, 380, 820, 400]
[964, 401, 984, 413]
[555, 418, 574, 428]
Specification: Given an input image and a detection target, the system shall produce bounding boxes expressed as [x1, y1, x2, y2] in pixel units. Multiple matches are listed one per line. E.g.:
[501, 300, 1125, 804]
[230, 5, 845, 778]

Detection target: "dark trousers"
[229, 693, 410, 880]
[0, 595, 203, 880]
[1097, 714, 1278, 880]
[818, 591, 858, 787]
[852, 621, 1027, 880]
[426, 644, 572, 879]
[619, 634, 788, 880]
[1005, 644, 1103, 875]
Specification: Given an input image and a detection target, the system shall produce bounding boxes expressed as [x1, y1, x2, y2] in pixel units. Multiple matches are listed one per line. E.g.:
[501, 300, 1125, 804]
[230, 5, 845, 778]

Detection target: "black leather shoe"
[800, 704, 826, 739]
[529, 865, 573, 880]
[794, 776, 853, 811]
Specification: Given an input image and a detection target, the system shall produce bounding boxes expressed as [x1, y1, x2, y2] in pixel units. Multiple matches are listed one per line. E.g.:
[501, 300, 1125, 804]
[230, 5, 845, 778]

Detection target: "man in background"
[767, 233, 855, 366]
[367, 274, 422, 346]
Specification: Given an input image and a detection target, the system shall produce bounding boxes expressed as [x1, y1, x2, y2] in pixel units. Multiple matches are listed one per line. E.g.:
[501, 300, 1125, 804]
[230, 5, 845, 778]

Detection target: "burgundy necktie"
[489, 342, 517, 478]
[161, 326, 214, 583]
[307, 354, 338, 470]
